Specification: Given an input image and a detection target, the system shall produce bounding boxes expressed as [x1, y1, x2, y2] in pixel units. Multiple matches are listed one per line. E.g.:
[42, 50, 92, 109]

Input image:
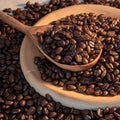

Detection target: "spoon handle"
[0, 11, 30, 34]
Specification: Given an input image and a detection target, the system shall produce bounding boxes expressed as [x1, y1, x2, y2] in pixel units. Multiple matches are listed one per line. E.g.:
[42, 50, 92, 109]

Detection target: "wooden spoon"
[0, 11, 102, 72]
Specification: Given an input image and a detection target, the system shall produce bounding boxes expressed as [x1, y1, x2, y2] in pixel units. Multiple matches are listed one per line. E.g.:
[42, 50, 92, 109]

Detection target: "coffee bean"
[64, 55, 72, 63]
[45, 94, 53, 101]
[7, 94, 16, 100]
[78, 85, 86, 93]
[82, 57, 88, 64]
[27, 100, 34, 106]
[89, 41, 95, 48]
[54, 55, 61, 62]
[55, 47, 63, 54]
[20, 100, 26, 106]
[37, 106, 43, 115]
[12, 108, 21, 114]
[65, 84, 76, 90]
[3, 8, 12, 13]
[86, 88, 94, 95]
[0, 113, 4, 118]
[1, 1, 120, 120]
[94, 90, 102, 96]
[49, 111, 57, 118]
[43, 107, 49, 115]
[109, 56, 114, 63]
[0, 97, 4, 103]
[47, 102, 55, 111]
[102, 91, 108, 96]
[57, 113, 64, 119]
[105, 114, 114, 120]
[75, 54, 82, 63]
[42, 116, 49, 120]
[5, 100, 13, 105]
[17, 94, 23, 101]
[83, 115, 91, 120]
[27, 106, 36, 114]
[57, 40, 66, 46]
[109, 50, 118, 56]
[97, 108, 103, 117]
[41, 99, 48, 107]
[114, 112, 120, 117]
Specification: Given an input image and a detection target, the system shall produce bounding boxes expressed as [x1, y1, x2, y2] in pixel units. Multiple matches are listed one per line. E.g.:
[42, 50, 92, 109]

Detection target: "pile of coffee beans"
[35, 13, 120, 96]
[84, 0, 120, 8]
[1, 0, 120, 120]
[37, 24, 102, 65]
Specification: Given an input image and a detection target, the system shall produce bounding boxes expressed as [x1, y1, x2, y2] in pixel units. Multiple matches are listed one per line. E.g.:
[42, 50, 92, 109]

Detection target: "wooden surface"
[20, 4, 120, 110]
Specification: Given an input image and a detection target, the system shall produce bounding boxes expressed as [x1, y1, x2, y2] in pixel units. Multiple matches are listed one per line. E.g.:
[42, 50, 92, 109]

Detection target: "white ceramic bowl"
[20, 4, 120, 110]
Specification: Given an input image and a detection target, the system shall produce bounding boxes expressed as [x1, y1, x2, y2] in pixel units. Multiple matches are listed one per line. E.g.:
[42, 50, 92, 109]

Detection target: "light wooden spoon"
[0, 11, 102, 71]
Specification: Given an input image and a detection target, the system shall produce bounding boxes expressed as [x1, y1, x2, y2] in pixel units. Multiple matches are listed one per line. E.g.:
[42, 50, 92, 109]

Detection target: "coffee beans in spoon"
[37, 25, 103, 65]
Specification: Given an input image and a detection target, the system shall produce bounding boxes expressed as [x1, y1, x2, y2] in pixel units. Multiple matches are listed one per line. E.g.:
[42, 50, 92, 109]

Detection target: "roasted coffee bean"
[49, 111, 57, 118]
[55, 47, 63, 54]
[86, 88, 94, 95]
[84, 0, 120, 9]
[45, 94, 53, 101]
[75, 54, 82, 63]
[47, 102, 55, 111]
[7, 94, 16, 100]
[3, 8, 12, 13]
[37, 106, 43, 115]
[27, 100, 34, 106]
[17, 94, 23, 101]
[82, 57, 89, 64]
[97, 108, 103, 117]
[27, 106, 36, 114]
[1, 0, 120, 119]
[65, 84, 76, 90]
[109, 50, 118, 56]
[20, 100, 26, 106]
[94, 90, 102, 96]
[0, 97, 4, 103]
[64, 55, 72, 63]
[12, 108, 21, 114]
[0, 113, 4, 118]
[78, 85, 87, 93]
[54, 55, 61, 62]
[5, 100, 13, 105]
[41, 99, 48, 107]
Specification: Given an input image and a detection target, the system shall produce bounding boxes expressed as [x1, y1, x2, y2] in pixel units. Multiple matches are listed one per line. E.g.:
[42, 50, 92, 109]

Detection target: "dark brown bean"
[65, 85, 76, 90]
[20, 100, 26, 106]
[12, 108, 21, 114]
[49, 111, 57, 118]
[17, 94, 23, 101]
[0, 113, 4, 118]
[1, 1, 120, 120]
[27, 106, 36, 114]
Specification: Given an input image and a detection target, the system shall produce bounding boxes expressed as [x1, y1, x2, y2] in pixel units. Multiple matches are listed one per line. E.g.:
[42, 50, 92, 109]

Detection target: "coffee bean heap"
[35, 12, 120, 96]
[84, 0, 120, 8]
[37, 25, 102, 65]
[1, 0, 120, 119]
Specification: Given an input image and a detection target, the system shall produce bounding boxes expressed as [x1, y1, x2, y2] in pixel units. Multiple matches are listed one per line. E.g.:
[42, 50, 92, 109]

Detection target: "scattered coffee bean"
[84, 0, 120, 9]
[1, 0, 120, 120]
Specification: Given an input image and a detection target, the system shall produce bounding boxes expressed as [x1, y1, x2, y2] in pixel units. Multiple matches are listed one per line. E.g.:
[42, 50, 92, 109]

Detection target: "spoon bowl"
[0, 11, 102, 71]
